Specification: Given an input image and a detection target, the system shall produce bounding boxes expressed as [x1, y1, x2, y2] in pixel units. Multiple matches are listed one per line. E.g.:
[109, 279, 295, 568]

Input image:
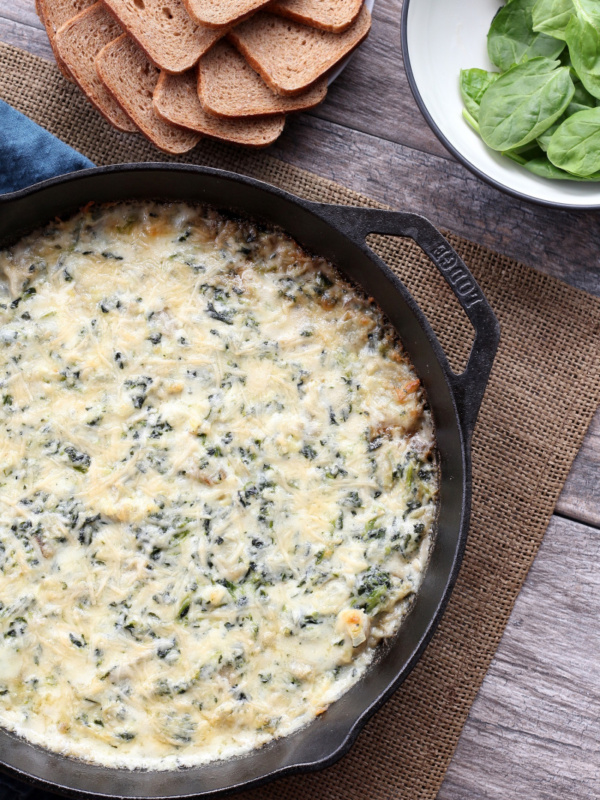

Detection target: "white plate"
[329, 0, 375, 85]
[402, 0, 600, 208]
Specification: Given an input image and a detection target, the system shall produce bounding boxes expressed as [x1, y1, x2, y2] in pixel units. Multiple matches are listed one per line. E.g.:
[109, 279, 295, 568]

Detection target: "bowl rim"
[400, 0, 600, 211]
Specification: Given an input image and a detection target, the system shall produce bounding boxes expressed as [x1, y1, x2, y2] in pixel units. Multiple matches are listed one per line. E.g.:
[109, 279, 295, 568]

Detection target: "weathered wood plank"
[1, 0, 44, 30]
[4, 7, 600, 298]
[0, 6, 599, 800]
[0, 517, 597, 800]
[438, 515, 600, 800]
[0, 15, 54, 62]
[275, 115, 600, 526]
[310, 0, 450, 159]
[1, 13, 599, 525]
[270, 114, 600, 296]
[0, 0, 450, 160]
[557, 408, 600, 527]
[3, 4, 600, 521]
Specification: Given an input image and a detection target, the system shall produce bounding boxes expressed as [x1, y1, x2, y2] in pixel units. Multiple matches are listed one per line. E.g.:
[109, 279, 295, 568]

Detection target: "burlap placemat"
[1, 42, 600, 800]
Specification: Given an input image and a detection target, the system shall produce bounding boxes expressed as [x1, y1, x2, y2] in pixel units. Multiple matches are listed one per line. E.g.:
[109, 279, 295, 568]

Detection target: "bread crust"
[100, 0, 225, 73]
[154, 68, 285, 146]
[198, 40, 326, 118]
[38, 0, 97, 81]
[228, 6, 371, 96]
[38, 0, 371, 149]
[55, 4, 138, 133]
[269, 0, 364, 33]
[96, 34, 201, 152]
[182, 0, 271, 29]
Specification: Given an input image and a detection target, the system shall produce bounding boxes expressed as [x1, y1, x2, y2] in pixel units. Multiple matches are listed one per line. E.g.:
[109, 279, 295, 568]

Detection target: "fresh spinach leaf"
[547, 106, 600, 173]
[479, 58, 575, 150]
[572, 0, 600, 29]
[460, 68, 499, 121]
[523, 154, 600, 177]
[504, 150, 528, 165]
[503, 141, 546, 163]
[537, 118, 565, 149]
[462, 108, 480, 133]
[565, 13, 600, 98]
[460, 0, 600, 182]
[488, 0, 566, 72]
[532, 0, 574, 41]
[567, 78, 598, 112]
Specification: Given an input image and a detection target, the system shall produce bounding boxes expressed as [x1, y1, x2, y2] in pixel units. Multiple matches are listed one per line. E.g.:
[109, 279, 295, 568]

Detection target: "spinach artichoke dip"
[0, 202, 437, 769]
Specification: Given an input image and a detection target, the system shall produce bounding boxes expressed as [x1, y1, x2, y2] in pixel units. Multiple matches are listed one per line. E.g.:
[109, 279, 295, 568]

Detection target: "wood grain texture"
[438, 515, 600, 800]
[0, 14, 53, 60]
[311, 0, 449, 158]
[3, 0, 600, 295]
[0, 4, 599, 800]
[270, 114, 600, 296]
[557, 408, 600, 527]
[1, 0, 45, 29]
[6, 0, 600, 298]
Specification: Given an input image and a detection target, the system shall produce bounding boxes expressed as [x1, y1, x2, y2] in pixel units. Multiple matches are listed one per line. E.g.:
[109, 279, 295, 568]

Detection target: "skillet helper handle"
[326, 206, 500, 436]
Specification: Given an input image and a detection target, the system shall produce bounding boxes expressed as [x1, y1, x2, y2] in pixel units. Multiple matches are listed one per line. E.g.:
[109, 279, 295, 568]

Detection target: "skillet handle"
[320, 206, 500, 436]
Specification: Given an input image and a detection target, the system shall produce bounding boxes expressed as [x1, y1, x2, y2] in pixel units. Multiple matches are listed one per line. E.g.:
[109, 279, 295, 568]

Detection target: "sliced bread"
[184, 0, 271, 28]
[154, 69, 285, 146]
[38, 0, 96, 32]
[198, 40, 326, 117]
[269, 0, 364, 33]
[228, 6, 372, 96]
[96, 34, 201, 152]
[101, 0, 224, 73]
[55, 4, 138, 132]
[38, 0, 96, 81]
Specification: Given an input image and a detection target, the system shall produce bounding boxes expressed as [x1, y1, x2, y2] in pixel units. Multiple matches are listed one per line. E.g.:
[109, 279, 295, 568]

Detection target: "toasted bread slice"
[38, 0, 96, 80]
[198, 40, 326, 117]
[228, 6, 371, 96]
[184, 0, 271, 28]
[55, 4, 137, 132]
[101, 0, 224, 73]
[96, 35, 200, 152]
[270, 0, 364, 33]
[154, 69, 285, 146]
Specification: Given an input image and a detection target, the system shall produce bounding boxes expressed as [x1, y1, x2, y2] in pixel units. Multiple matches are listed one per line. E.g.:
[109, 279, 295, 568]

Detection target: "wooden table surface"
[1, 2, 599, 798]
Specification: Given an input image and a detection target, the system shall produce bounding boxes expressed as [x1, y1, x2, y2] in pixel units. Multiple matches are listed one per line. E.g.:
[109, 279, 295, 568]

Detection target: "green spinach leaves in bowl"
[460, 0, 600, 181]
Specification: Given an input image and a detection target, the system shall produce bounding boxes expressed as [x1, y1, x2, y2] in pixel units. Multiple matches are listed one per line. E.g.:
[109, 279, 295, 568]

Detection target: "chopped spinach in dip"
[0, 202, 437, 769]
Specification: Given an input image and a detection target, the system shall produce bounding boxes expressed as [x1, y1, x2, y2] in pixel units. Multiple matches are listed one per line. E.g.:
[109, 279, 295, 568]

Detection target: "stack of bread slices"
[37, 0, 372, 153]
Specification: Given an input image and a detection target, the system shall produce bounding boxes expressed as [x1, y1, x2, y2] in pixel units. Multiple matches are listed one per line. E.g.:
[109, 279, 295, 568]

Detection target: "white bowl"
[401, 0, 600, 208]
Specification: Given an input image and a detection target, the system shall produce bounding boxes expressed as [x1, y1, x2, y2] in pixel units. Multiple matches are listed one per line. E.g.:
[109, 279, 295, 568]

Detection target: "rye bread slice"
[270, 0, 364, 33]
[198, 40, 326, 117]
[38, 0, 96, 80]
[184, 0, 271, 28]
[38, 0, 96, 32]
[55, 4, 138, 132]
[96, 34, 201, 152]
[101, 0, 224, 73]
[228, 5, 372, 96]
[154, 69, 285, 146]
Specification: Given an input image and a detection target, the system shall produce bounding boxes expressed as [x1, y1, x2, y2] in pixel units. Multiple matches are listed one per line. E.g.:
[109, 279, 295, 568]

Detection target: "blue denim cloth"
[0, 99, 93, 194]
[0, 100, 92, 798]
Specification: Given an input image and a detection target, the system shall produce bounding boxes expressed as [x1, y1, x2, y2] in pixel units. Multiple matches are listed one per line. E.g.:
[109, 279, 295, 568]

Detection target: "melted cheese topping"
[0, 202, 437, 769]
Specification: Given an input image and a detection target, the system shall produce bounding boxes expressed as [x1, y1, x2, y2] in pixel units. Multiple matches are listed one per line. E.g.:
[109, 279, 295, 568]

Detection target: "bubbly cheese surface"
[0, 202, 437, 769]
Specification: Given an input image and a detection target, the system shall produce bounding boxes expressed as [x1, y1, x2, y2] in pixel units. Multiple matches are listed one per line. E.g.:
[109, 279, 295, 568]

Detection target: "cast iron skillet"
[0, 164, 500, 800]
